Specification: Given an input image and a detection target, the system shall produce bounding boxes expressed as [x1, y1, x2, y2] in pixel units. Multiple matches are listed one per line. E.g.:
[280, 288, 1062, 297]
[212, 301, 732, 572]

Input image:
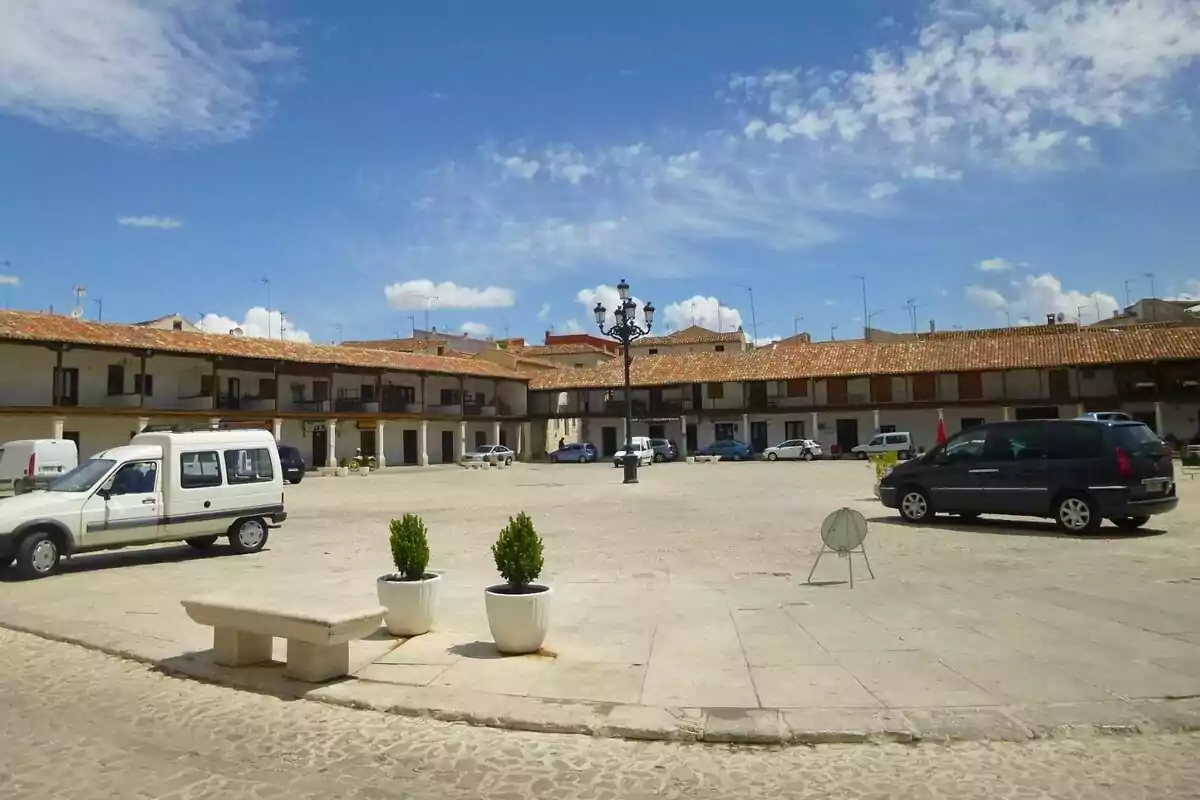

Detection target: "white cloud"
[384, 279, 515, 310]
[906, 164, 964, 182]
[537, 302, 551, 321]
[966, 274, 1121, 323]
[499, 155, 540, 180]
[459, 321, 490, 338]
[1168, 279, 1200, 300]
[558, 318, 584, 334]
[117, 215, 183, 229]
[976, 257, 1012, 272]
[0, 0, 293, 142]
[661, 295, 744, 333]
[0, 275, 19, 287]
[197, 307, 310, 342]
[754, 335, 782, 347]
[576, 284, 651, 329]
[824, 298, 837, 307]
[868, 181, 898, 200]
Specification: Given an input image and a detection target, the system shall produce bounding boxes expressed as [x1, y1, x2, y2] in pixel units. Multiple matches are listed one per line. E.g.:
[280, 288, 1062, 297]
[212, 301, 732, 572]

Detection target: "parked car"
[549, 442, 598, 463]
[762, 439, 823, 461]
[878, 419, 1177, 533]
[697, 439, 754, 461]
[464, 445, 515, 466]
[648, 438, 679, 462]
[278, 444, 306, 484]
[1077, 411, 1133, 422]
[0, 429, 286, 579]
[851, 431, 915, 460]
[0, 438, 79, 498]
[613, 436, 654, 467]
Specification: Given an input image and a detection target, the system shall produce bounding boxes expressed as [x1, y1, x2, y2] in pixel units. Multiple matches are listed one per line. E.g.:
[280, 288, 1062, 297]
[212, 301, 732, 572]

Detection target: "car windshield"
[278, 446, 300, 459]
[473, 446, 493, 453]
[1112, 424, 1167, 456]
[47, 458, 116, 493]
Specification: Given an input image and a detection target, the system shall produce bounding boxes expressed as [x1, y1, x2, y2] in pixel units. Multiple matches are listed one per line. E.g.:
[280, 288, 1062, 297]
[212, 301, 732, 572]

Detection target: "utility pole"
[93, 298, 103, 322]
[1145, 272, 1156, 322]
[1124, 279, 1135, 309]
[422, 295, 438, 331]
[830, 323, 838, 341]
[1004, 309, 1012, 327]
[407, 315, 416, 337]
[903, 298, 922, 334]
[794, 315, 804, 336]
[741, 285, 759, 343]
[1, 260, 14, 309]
[1076, 304, 1087, 325]
[1094, 293, 1101, 322]
[261, 278, 272, 338]
[855, 276, 868, 338]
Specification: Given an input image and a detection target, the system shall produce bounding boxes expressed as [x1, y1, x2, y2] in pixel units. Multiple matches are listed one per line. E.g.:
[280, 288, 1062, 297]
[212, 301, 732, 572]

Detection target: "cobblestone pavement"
[2, 629, 1200, 799]
[1, 461, 1198, 739]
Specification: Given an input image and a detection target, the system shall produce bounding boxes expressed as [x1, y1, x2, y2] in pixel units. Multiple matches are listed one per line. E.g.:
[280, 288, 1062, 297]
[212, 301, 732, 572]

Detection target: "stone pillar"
[326, 419, 338, 467]
[418, 420, 429, 466]
[1154, 401, 1164, 437]
[621, 417, 628, 444]
[1076, 403, 1085, 418]
[937, 408, 944, 422]
[457, 421, 467, 460]
[1002, 406, 1011, 421]
[136, 417, 150, 433]
[52, 417, 65, 439]
[741, 413, 750, 441]
[872, 409, 880, 432]
[272, 418, 283, 442]
[680, 416, 688, 455]
[376, 420, 387, 468]
[492, 420, 501, 446]
[520, 422, 532, 459]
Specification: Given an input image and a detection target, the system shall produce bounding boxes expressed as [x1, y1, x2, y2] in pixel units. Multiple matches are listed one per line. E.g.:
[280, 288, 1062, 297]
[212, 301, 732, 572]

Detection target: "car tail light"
[26, 452, 35, 477]
[1115, 447, 1132, 478]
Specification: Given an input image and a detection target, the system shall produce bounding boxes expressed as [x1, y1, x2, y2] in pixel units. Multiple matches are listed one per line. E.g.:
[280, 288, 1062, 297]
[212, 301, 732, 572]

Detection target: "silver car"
[463, 445, 515, 466]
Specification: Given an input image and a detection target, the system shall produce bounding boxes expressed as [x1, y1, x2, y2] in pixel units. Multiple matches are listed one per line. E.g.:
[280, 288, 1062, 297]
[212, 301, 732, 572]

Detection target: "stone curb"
[2, 611, 1198, 747]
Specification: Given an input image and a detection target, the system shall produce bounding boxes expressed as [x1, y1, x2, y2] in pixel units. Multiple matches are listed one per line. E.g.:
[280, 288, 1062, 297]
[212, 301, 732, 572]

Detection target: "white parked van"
[612, 436, 654, 467]
[0, 430, 286, 579]
[851, 431, 915, 460]
[0, 439, 79, 498]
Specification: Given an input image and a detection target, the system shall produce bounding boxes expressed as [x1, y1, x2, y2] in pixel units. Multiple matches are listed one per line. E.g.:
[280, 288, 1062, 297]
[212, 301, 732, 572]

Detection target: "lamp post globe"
[595, 280, 653, 485]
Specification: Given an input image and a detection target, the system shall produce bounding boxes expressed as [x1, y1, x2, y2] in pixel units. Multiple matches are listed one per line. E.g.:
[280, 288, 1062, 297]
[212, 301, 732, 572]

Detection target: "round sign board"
[820, 507, 868, 553]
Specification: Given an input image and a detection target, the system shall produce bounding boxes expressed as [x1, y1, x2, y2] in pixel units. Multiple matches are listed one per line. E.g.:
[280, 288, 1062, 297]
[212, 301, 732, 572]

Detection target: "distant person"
[558, 437, 566, 450]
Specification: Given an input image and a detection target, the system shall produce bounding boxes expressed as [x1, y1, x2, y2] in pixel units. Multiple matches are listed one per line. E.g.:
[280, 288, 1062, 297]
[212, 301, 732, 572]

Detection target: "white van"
[612, 436, 654, 467]
[0, 439, 79, 498]
[851, 431, 915, 460]
[0, 429, 286, 579]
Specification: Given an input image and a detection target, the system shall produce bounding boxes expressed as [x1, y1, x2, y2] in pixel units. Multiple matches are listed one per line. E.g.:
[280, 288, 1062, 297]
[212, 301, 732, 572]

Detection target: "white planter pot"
[336, 467, 349, 477]
[484, 584, 552, 654]
[377, 573, 441, 636]
[686, 456, 695, 464]
[359, 466, 371, 476]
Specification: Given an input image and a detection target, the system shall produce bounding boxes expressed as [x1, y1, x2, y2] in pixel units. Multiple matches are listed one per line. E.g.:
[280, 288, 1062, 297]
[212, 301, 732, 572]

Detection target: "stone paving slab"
[2, 461, 1200, 745]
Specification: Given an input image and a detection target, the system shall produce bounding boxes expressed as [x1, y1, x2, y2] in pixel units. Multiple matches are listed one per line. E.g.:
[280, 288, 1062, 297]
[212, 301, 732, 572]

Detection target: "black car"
[278, 444, 306, 484]
[878, 419, 1177, 533]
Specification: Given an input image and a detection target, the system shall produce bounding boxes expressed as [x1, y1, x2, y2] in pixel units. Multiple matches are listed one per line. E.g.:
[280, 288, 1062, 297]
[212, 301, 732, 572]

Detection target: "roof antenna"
[71, 285, 87, 320]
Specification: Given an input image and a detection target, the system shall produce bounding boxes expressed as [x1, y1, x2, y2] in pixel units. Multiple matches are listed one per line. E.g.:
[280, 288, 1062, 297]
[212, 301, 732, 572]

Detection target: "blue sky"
[1, 0, 1198, 345]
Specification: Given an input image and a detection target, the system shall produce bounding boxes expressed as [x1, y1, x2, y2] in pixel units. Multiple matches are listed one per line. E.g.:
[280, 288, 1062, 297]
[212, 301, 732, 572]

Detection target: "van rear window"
[224, 448, 274, 484]
[180, 451, 223, 489]
[1111, 424, 1167, 456]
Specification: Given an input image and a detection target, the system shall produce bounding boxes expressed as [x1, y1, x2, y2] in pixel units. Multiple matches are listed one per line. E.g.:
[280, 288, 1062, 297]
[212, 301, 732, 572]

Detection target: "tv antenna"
[72, 285, 87, 319]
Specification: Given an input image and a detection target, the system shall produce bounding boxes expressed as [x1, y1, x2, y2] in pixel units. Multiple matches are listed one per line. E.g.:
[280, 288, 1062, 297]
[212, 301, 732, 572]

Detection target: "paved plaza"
[1, 460, 1199, 744]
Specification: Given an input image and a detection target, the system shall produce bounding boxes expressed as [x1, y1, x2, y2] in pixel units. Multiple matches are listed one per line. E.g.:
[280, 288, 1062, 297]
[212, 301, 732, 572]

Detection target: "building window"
[107, 364, 125, 396]
[961, 417, 985, 431]
[133, 373, 154, 397]
[715, 423, 736, 441]
[440, 388, 461, 406]
[707, 382, 724, 399]
[648, 349, 658, 355]
[880, 424, 896, 433]
[958, 371, 983, 400]
[200, 374, 215, 397]
[825, 377, 849, 405]
[715, 345, 725, 352]
[361, 383, 376, 403]
[258, 378, 277, 400]
[574, 363, 585, 368]
[223, 448, 274, 484]
[786, 379, 808, 397]
[172, 319, 183, 331]
[785, 421, 806, 439]
[180, 451, 223, 489]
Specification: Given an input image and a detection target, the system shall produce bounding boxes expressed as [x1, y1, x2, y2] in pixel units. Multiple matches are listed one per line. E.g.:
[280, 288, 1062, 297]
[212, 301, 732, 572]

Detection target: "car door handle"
[142, 498, 156, 505]
[968, 468, 999, 474]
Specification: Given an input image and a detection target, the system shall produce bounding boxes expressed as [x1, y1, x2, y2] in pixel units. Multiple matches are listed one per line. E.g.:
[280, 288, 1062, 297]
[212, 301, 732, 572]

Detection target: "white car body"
[464, 445, 515, 465]
[613, 436, 654, 467]
[851, 432, 915, 459]
[0, 430, 286, 579]
[762, 439, 823, 461]
[0, 439, 78, 498]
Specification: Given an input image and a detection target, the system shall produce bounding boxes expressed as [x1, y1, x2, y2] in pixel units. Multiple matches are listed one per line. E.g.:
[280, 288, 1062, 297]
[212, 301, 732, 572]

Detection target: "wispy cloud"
[377, 0, 1200, 281]
[383, 279, 515, 310]
[966, 273, 1120, 322]
[0, 0, 294, 142]
[198, 307, 310, 342]
[118, 215, 183, 229]
[459, 321, 490, 337]
[0, 274, 19, 287]
[976, 257, 1012, 272]
[537, 302, 551, 321]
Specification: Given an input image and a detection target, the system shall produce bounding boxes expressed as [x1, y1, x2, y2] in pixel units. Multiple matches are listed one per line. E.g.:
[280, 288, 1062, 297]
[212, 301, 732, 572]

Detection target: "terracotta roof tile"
[529, 325, 1200, 390]
[635, 325, 746, 347]
[340, 338, 432, 352]
[511, 342, 615, 357]
[0, 311, 525, 380]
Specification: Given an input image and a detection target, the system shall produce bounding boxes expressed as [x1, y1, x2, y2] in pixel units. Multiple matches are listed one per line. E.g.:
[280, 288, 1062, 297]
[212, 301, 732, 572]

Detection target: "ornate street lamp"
[595, 279, 655, 484]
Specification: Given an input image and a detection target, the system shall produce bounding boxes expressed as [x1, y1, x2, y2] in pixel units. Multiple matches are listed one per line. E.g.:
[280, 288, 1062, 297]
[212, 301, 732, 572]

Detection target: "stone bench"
[694, 455, 722, 463]
[461, 460, 489, 469]
[182, 596, 385, 683]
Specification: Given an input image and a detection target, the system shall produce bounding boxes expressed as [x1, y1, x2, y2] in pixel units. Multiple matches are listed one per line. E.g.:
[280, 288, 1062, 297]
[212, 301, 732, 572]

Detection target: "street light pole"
[595, 278, 655, 485]
[855, 276, 868, 338]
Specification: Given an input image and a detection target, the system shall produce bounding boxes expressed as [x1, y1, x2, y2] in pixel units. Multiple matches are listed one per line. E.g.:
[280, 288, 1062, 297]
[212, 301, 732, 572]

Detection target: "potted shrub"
[377, 513, 440, 636]
[485, 511, 550, 654]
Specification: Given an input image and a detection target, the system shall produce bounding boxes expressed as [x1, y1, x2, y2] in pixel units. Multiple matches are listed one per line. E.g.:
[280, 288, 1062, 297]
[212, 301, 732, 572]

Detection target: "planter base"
[485, 584, 551, 654]
[377, 573, 441, 636]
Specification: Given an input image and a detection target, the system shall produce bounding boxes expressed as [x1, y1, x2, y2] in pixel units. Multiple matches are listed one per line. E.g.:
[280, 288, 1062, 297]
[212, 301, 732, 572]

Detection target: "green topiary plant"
[388, 513, 430, 581]
[491, 511, 544, 590]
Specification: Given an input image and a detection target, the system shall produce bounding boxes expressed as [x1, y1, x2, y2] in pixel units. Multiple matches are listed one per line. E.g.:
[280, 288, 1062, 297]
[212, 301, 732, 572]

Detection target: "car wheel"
[578, 455, 587, 464]
[857, 451, 868, 460]
[653, 453, 665, 463]
[1054, 493, 1100, 534]
[505, 456, 513, 466]
[766, 452, 778, 462]
[898, 487, 934, 523]
[15, 529, 60, 580]
[803, 451, 814, 462]
[228, 517, 269, 554]
[186, 536, 219, 550]
[1112, 515, 1150, 531]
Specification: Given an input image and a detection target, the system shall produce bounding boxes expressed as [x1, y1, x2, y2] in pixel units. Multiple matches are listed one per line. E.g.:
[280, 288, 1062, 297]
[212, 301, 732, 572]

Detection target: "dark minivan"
[879, 419, 1177, 533]
[278, 444, 306, 484]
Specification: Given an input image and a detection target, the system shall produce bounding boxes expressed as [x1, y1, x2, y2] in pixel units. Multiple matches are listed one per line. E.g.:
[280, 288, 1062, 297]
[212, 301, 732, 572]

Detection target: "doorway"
[402, 429, 418, 464]
[441, 430, 455, 463]
[226, 377, 241, 410]
[359, 429, 376, 458]
[499, 428, 508, 448]
[1131, 411, 1157, 431]
[474, 430, 486, 449]
[1015, 406, 1059, 420]
[691, 384, 703, 409]
[601, 426, 618, 456]
[55, 367, 79, 406]
[311, 428, 328, 467]
[649, 424, 665, 439]
[62, 430, 80, 453]
[750, 421, 769, 452]
[835, 418, 859, 454]
[686, 424, 697, 455]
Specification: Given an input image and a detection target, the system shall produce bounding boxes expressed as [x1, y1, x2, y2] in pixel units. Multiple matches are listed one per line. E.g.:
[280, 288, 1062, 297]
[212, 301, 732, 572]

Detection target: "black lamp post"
[595, 278, 655, 484]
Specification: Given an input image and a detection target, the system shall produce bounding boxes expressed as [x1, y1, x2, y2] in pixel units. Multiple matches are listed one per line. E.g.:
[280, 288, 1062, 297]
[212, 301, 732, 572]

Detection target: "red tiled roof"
[0, 311, 526, 380]
[529, 324, 1200, 390]
[511, 342, 615, 357]
[340, 338, 433, 352]
[635, 325, 745, 347]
